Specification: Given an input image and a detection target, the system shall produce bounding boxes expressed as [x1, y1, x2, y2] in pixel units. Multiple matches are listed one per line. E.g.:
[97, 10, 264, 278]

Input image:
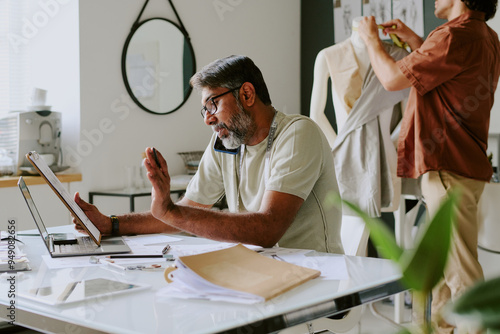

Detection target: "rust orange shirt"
[397, 11, 500, 181]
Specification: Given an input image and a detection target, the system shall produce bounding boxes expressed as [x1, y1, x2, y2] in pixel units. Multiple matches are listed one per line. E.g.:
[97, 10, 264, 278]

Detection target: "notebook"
[18, 175, 131, 257]
[162, 244, 321, 303]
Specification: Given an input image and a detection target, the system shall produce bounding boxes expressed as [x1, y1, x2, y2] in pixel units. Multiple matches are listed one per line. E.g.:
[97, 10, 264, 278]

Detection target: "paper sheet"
[169, 242, 262, 258]
[41, 255, 166, 269]
[286, 255, 349, 280]
[122, 243, 165, 256]
[256, 248, 349, 280]
[123, 234, 181, 246]
[0, 238, 30, 272]
[42, 255, 103, 269]
[334, 0, 362, 43]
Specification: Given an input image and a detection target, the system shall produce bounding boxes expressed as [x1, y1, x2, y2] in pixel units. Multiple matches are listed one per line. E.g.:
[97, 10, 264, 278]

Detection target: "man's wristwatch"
[110, 215, 119, 236]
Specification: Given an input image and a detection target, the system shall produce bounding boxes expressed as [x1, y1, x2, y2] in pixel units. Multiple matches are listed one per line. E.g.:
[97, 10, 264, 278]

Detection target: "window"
[0, 1, 31, 115]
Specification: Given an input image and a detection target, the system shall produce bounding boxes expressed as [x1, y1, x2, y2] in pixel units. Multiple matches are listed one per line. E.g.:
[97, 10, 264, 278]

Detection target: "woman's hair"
[462, 0, 497, 20]
[190, 55, 272, 105]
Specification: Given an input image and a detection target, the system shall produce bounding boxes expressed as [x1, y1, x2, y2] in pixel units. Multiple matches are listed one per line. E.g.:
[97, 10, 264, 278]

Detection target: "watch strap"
[110, 215, 119, 236]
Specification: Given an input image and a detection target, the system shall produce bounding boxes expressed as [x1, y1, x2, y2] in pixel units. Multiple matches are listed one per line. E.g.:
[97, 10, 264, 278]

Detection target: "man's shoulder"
[279, 113, 322, 134]
[431, 16, 495, 42]
[276, 113, 330, 151]
[279, 112, 315, 125]
[423, 22, 496, 58]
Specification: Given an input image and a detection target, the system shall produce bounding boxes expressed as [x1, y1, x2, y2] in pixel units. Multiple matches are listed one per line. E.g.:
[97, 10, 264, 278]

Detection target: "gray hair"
[190, 55, 272, 105]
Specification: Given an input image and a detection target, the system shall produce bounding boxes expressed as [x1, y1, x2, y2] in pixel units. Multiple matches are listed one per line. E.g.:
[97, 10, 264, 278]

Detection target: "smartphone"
[213, 137, 240, 155]
[152, 148, 161, 167]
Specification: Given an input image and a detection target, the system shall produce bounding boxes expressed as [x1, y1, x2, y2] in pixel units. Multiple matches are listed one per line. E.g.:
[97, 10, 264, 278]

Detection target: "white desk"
[0, 226, 404, 334]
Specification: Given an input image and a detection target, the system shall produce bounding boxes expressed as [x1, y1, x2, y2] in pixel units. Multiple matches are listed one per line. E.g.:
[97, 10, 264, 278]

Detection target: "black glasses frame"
[200, 86, 241, 118]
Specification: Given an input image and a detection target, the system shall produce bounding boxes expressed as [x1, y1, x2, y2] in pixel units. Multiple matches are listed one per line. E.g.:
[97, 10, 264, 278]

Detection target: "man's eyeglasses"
[200, 86, 241, 118]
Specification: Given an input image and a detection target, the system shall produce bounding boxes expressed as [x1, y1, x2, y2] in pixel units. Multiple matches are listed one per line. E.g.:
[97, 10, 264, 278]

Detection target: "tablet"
[20, 278, 150, 306]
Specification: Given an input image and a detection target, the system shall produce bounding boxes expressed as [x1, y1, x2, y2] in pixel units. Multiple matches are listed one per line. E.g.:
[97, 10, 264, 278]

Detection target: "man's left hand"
[358, 16, 380, 45]
[72, 192, 111, 235]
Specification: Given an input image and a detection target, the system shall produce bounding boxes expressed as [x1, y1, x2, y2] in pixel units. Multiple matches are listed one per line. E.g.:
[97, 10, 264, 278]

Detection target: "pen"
[153, 148, 161, 168]
[161, 244, 174, 260]
[0, 237, 23, 243]
[162, 244, 171, 255]
[107, 254, 164, 259]
[106, 261, 126, 270]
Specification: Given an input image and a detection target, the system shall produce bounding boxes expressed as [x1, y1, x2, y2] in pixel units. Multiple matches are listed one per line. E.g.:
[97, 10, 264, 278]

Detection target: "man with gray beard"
[74, 55, 343, 253]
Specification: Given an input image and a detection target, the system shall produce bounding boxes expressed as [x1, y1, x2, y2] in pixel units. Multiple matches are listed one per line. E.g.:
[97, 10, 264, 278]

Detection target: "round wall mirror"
[121, 18, 196, 115]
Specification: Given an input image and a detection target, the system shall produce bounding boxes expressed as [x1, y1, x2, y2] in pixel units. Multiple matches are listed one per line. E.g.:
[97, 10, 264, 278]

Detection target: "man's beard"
[212, 103, 255, 149]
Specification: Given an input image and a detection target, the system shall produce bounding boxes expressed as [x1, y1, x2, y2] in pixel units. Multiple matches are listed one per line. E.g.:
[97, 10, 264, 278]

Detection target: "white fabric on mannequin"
[310, 17, 369, 148]
[310, 17, 408, 216]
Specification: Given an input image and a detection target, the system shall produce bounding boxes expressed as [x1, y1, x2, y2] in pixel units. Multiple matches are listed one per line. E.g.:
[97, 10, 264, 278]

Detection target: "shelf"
[0, 173, 82, 188]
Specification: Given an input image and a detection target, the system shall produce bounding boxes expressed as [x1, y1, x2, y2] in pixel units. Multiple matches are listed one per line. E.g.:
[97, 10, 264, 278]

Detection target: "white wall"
[0, 0, 79, 231]
[0, 0, 300, 229]
[28, 0, 80, 155]
[484, 16, 500, 166]
[75, 0, 300, 213]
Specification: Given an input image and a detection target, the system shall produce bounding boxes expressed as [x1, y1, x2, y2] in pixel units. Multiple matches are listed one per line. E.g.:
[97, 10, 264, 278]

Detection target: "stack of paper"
[160, 244, 320, 304]
[0, 237, 31, 272]
[168, 242, 262, 258]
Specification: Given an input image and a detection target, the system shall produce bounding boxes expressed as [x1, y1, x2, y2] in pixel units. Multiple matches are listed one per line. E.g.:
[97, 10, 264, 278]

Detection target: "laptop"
[18, 176, 131, 257]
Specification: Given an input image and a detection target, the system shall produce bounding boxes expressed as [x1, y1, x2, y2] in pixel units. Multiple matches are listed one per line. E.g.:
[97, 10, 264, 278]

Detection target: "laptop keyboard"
[57, 236, 98, 253]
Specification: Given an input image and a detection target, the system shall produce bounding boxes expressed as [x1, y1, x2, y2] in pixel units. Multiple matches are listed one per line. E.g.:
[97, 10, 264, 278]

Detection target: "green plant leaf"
[399, 189, 460, 292]
[334, 195, 403, 262]
[331, 189, 459, 293]
[452, 276, 500, 330]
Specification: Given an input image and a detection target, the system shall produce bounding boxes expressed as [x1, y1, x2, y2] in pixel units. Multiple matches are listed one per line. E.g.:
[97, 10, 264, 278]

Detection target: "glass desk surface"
[0, 225, 403, 334]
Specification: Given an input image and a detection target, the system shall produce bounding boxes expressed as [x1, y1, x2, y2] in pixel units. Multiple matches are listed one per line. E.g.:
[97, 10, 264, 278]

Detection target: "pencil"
[106, 254, 164, 259]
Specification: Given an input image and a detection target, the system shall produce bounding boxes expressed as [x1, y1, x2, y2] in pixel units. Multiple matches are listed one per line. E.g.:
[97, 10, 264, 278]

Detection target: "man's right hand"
[73, 192, 112, 235]
[379, 19, 423, 51]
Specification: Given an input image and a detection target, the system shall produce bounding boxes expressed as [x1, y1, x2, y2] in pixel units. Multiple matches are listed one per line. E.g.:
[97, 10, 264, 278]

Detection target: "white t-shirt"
[185, 111, 343, 253]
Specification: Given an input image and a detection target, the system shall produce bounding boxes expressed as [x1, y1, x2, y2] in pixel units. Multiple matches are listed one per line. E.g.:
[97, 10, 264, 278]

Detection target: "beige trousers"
[416, 171, 485, 334]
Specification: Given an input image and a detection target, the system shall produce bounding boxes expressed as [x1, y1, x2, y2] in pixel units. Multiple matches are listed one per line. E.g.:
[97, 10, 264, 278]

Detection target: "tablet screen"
[20, 278, 149, 305]
[26, 151, 102, 244]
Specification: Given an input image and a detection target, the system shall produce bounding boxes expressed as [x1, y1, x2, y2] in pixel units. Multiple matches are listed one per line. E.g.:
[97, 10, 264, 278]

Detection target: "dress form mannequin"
[310, 16, 407, 215]
[310, 17, 370, 148]
[350, 18, 370, 84]
[309, 21, 412, 325]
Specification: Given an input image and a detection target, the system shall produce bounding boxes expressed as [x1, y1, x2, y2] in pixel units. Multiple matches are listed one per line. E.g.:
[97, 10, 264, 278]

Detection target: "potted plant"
[332, 189, 500, 333]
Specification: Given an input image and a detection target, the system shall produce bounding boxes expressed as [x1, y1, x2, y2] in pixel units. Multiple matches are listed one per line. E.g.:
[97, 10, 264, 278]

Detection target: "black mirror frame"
[121, 17, 196, 115]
